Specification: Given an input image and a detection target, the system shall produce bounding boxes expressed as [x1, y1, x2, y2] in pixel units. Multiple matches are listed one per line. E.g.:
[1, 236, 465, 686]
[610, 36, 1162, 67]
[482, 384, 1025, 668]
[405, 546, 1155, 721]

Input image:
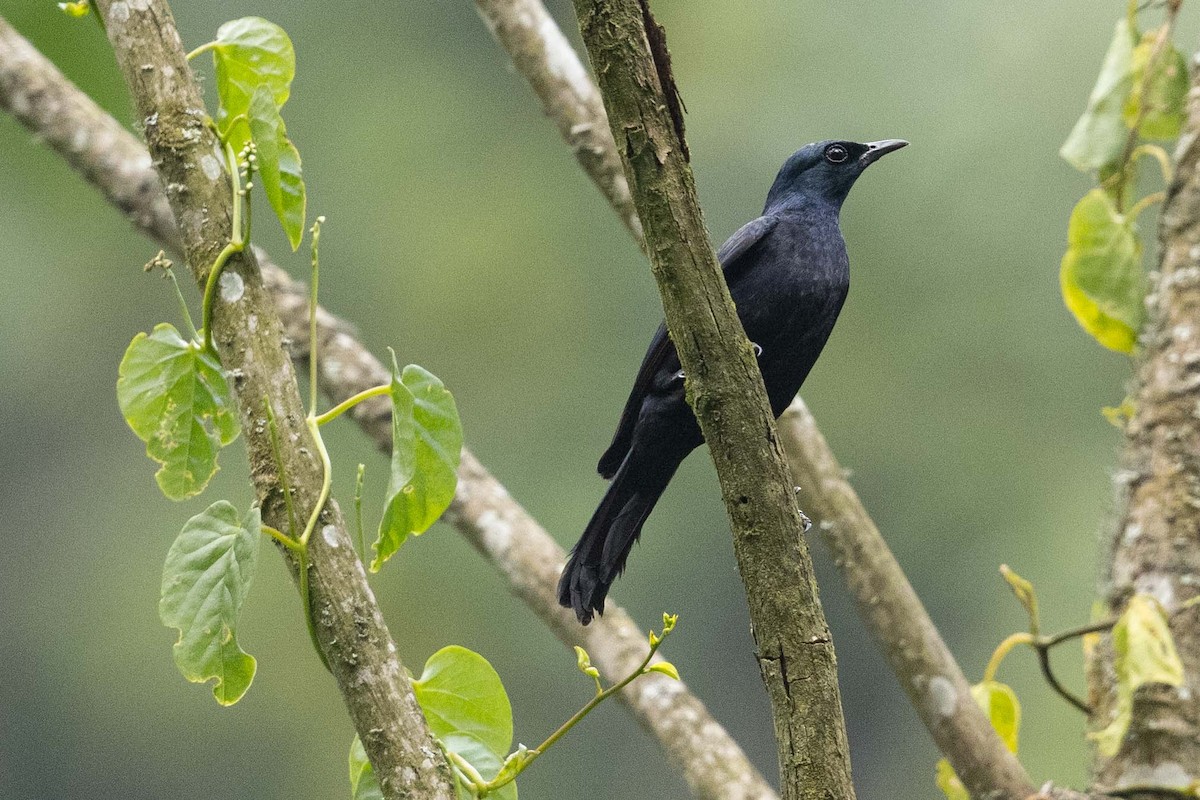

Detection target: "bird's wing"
[596, 215, 778, 478]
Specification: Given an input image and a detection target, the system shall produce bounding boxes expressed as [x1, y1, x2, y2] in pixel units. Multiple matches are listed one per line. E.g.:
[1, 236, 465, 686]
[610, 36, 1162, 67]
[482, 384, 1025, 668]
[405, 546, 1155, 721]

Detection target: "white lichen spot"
[1122, 522, 1142, 546]
[246, 314, 257, 333]
[322, 524, 339, 548]
[161, 65, 174, 79]
[477, 509, 513, 551]
[71, 128, 89, 152]
[199, 153, 221, 180]
[108, 1, 129, 22]
[1134, 573, 1175, 607]
[1111, 761, 1193, 792]
[927, 675, 957, 717]
[129, 0, 149, 9]
[539, 15, 595, 100]
[219, 270, 244, 303]
[144, 111, 158, 128]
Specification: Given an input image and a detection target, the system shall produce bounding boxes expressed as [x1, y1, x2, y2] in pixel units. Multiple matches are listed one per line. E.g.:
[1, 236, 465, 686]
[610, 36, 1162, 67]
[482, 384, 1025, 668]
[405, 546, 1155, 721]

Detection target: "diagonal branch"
[86, 3, 455, 798]
[569, 1, 855, 798]
[0, 16, 773, 800]
[469, 1, 1039, 797]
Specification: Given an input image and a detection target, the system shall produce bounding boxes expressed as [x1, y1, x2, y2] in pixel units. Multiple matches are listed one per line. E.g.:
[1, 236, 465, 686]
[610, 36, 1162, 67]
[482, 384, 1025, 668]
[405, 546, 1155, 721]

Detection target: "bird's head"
[765, 139, 908, 213]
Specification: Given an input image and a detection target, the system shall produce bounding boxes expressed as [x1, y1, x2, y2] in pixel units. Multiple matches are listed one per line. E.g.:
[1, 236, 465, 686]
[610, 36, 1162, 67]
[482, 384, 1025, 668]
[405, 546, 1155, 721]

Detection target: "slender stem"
[1128, 191, 1167, 221]
[354, 463, 366, 561]
[300, 415, 332, 547]
[445, 749, 488, 792]
[261, 524, 301, 551]
[983, 633, 1034, 683]
[315, 384, 391, 426]
[200, 140, 245, 354]
[163, 265, 198, 340]
[265, 396, 299, 538]
[308, 217, 323, 416]
[1132, 143, 1173, 184]
[1035, 647, 1090, 713]
[184, 40, 217, 61]
[297, 544, 331, 672]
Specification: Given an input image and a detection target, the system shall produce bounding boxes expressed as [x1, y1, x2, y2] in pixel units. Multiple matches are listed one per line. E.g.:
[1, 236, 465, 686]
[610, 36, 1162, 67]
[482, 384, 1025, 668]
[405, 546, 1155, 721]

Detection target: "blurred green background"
[1, 1, 1188, 798]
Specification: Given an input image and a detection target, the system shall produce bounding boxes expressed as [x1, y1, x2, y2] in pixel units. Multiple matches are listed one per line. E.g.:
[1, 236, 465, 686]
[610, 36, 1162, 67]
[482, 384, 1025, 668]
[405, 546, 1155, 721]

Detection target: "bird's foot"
[752, 342, 763, 357]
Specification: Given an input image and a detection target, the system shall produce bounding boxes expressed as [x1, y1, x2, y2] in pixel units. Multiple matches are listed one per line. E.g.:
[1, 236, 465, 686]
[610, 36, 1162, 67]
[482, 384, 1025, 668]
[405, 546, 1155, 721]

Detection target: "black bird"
[558, 139, 908, 625]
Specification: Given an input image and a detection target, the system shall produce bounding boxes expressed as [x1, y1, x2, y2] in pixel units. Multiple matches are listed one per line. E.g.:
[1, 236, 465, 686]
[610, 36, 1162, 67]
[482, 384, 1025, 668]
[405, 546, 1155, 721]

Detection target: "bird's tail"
[558, 449, 678, 624]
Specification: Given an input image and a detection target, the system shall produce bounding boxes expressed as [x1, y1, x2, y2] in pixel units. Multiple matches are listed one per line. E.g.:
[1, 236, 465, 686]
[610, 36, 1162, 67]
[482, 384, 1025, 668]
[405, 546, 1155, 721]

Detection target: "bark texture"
[1088, 61, 1200, 797]
[87, 4, 455, 798]
[0, 17, 773, 798]
[570, 2, 855, 798]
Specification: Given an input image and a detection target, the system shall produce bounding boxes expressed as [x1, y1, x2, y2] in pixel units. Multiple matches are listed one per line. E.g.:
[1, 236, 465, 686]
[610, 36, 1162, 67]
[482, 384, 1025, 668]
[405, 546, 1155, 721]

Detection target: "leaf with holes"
[117, 323, 240, 500]
[159, 501, 260, 705]
[1090, 594, 1183, 756]
[371, 362, 462, 571]
[1060, 188, 1145, 353]
[1061, 18, 1137, 172]
[248, 86, 306, 249]
[211, 17, 294, 137]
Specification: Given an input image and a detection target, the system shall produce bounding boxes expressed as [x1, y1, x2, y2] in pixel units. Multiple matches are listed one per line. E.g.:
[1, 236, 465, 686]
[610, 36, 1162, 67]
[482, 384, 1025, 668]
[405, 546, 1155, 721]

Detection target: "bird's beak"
[860, 139, 909, 166]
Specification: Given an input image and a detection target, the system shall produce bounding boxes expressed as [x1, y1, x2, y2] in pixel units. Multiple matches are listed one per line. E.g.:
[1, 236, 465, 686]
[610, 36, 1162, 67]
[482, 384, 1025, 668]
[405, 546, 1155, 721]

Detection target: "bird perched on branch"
[558, 138, 908, 624]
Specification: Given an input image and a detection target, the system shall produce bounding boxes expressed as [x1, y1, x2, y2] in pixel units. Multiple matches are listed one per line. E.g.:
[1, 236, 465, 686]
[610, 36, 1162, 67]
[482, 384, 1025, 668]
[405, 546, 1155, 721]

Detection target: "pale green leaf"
[443, 732, 518, 800]
[348, 736, 384, 800]
[58, 1, 90, 17]
[248, 86, 306, 249]
[647, 661, 681, 680]
[1060, 188, 1144, 353]
[935, 758, 969, 800]
[1000, 565, 1039, 631]
[159, 502, 260, 705]
[1061, 18, 1137, 172]
[372, 363, 463, 571]
[117, 323, 240, 500]
[1125, 38, 1188, 140]
[212, 17, 294, 135]
[1090, 594, 1184, 756]
[936, 679, 1020, 798]
[412, 645, 513, 758]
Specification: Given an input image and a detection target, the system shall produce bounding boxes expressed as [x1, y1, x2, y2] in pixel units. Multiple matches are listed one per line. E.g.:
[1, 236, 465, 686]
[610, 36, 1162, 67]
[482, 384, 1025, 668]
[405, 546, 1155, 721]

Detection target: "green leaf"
[646, 661, 681, 680]
[371, 363, 463, 571]
[935, 758, 969, 800]
[1061, 18, 1137, 172]
[58, 1, 90, 17]
[211, 17, 294, 134]
[159, 501, 260, 705]
[248, 86, 306, 249]
[1060, 188, 1145, 353]
[117, 323, 240, 500]
[999, 564, 1039, 633]
[443, 732, 518, 800]
[348, 736, 384, 800]
[935, 679, 1020, 799]
[412, 646, 513, 758]
[1090, 594, 1184, 756]
[1125, 37, 1188, 140]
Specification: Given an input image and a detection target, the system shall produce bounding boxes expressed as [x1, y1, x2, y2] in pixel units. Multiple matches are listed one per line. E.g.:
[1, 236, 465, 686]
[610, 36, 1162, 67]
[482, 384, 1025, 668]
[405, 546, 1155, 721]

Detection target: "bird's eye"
[824, 145, 849, 164]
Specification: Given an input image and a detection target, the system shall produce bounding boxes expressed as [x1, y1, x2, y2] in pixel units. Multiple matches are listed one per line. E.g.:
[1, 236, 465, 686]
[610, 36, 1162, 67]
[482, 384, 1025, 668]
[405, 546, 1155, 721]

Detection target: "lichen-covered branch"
[569, 2, 855, 798]
[473, 0, 643, 244]
[778, 398, 1035, 800]
[1088, 60, 1200, 795]
[85, 4, 455, 798]
[0, 18, 773, 799]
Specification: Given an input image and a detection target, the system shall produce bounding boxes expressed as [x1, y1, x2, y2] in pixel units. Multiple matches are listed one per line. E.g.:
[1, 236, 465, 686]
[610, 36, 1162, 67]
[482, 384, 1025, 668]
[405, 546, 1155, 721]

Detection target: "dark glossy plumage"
[559, 139, 907, 624]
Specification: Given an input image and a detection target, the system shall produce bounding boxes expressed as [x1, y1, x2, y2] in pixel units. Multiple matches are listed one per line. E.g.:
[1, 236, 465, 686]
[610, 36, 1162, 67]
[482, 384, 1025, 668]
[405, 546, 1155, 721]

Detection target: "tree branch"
[569, 2, 855, 798]
[85, 4, 455, 798]
[466, 1, 1041, 796]
[473, 0, 644, 245]
[0, 17, 773, 799]
[778, 398, 1036, 799]
[1088, 56, 1200, 796]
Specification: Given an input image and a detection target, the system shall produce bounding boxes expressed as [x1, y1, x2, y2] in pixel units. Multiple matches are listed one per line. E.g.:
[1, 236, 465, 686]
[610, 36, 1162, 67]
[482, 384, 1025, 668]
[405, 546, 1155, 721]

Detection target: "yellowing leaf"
[1061, 18, 1137, 172]
[936, 679, 1020, 798]
[1125, 36, 1188, 140]
[1060, 188, 1144, 353]
[1089, 594, 1184, 756]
